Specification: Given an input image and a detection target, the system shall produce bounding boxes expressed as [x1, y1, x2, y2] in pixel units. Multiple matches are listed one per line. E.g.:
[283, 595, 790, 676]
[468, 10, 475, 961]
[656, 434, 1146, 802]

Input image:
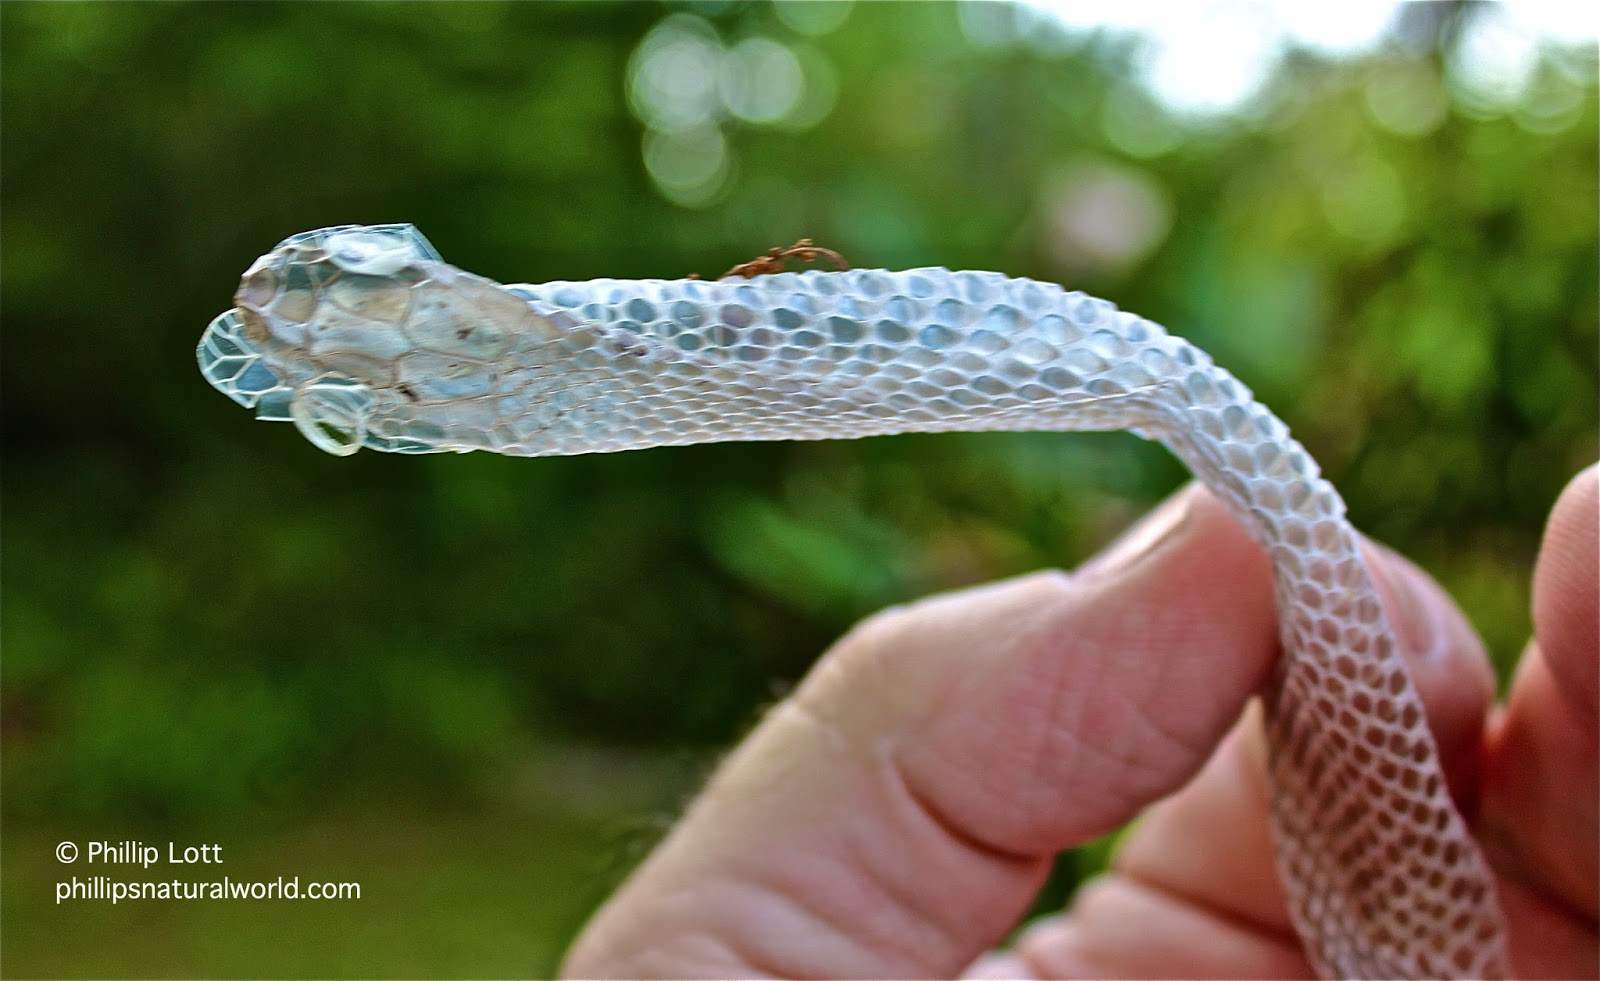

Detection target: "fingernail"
[1076, 484, 1198, 578]
[1363, 541, 1438, 661]
[961, 951, 1037, 980]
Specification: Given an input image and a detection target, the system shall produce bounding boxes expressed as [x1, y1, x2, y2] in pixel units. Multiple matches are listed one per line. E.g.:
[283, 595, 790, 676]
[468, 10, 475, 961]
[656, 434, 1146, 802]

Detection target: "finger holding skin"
[562, 485, 1285, 979]
[1014, 875, 1312, 980]
[1529, 464, 1599, 718]
[1480, 465, 1598, 978]
[1102, 707, 1298, 939]
[1013, 539, 1499, 977]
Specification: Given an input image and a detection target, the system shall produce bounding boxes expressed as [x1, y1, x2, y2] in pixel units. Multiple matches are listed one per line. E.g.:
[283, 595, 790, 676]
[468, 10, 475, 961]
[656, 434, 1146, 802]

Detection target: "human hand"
[562, 466, 1597, 979]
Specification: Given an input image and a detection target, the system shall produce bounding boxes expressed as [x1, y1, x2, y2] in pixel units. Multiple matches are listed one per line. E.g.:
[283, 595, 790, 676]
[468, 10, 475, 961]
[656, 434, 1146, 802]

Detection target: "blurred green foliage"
[2, 1, 1595, 976]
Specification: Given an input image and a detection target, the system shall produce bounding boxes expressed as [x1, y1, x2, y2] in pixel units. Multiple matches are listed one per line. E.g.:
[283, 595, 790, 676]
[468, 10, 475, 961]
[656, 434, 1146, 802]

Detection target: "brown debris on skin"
[718, 239, 850, 280]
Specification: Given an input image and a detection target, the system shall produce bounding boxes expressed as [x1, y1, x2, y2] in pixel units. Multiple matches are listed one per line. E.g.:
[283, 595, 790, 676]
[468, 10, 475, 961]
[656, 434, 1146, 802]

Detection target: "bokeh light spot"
[644, 125, 730, 208]
[773, 0, 854, 37]
[629, 14, 723, 133]
[1365, 60, 1448, 138]
[1514, 62, 1587, 134]
[1040, 164, 1171, 279]
[720, 37, 803, 124]
[777, 43, 840, 131]
[1139, 4, 1282, 116]
[1448, 5, 1542, 115]
[1321, 155, 1406, 248]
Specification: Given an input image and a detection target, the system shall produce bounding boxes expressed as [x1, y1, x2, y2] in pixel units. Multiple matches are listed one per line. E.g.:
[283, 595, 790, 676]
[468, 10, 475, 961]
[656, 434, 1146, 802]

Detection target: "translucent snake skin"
[199, 225, 1509, 979]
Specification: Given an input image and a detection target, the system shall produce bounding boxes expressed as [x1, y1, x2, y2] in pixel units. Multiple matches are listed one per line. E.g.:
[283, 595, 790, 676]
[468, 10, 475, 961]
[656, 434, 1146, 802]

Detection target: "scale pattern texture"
[198, 225, 1509, 979]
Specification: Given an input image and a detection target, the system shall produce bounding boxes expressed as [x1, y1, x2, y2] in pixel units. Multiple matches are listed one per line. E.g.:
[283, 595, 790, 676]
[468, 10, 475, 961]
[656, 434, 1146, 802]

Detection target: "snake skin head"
[199, 224, 567, 455]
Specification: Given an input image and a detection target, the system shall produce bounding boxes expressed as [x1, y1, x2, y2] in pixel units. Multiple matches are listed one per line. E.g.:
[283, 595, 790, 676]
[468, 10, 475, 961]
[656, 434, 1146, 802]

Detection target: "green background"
[2, 2, 1594, 977]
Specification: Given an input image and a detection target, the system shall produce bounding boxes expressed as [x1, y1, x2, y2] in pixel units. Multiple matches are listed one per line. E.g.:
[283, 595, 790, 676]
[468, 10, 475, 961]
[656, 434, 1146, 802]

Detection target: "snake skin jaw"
[198, 225, 1511, 978]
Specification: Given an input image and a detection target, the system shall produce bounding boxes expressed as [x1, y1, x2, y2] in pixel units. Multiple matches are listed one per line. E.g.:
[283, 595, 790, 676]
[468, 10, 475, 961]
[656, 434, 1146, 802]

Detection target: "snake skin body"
[199, 225, 1509, 979]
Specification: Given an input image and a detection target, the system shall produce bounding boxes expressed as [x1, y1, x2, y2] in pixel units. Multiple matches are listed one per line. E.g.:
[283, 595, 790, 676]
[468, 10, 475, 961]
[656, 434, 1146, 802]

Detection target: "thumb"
[562, 485, 1285, 979]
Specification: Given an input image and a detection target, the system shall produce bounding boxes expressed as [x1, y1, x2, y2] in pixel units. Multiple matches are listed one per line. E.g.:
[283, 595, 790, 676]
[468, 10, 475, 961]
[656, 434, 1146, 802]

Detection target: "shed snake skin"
[198, 224, 1509, 979]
